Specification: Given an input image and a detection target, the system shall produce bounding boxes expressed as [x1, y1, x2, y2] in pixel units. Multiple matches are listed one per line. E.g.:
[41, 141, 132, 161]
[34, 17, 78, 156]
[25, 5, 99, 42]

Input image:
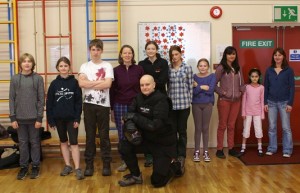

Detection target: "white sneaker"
[265, 151, 273, 156]
[193, 151, 200, 162]
[283, 153, 291, 158]
[203, 151, 211, 162]
[117, 161, 127, 172]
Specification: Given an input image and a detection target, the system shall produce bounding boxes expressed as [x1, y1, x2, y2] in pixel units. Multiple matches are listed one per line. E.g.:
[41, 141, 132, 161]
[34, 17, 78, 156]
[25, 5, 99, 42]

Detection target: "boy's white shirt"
[79, 60, 114, 107]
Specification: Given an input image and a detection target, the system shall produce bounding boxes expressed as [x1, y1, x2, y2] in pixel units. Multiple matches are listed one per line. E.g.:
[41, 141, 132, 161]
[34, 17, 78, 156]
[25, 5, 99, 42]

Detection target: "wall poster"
[138, 22, 211, 73]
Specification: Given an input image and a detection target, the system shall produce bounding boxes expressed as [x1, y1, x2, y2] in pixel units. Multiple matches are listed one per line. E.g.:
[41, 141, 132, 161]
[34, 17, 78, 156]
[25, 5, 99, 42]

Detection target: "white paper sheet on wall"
[50, 45, 70, 72]
[138, 22, 211, 73]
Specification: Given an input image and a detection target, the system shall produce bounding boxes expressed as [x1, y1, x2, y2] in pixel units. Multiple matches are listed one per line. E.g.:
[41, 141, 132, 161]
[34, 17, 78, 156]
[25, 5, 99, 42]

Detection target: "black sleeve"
[128, 97, 138, 113]
[133, 98, 169, 132]
[155, 59, 169, 89]
[46, 82, 56, 127]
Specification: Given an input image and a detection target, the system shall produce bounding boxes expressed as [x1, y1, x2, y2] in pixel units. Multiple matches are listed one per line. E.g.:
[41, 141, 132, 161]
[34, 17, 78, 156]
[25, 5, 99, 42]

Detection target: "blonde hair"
[19, 53, 36, 71]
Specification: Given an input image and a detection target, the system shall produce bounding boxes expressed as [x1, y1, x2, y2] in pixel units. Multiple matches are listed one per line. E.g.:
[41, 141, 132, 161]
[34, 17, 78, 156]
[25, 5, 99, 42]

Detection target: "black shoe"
[216, 150, 226, 159]
[102, 161, 111, 176]
[17, 167, 28, 180]
[175, 157, 185, 177]
[84, 164, 94, 176]
[258, 149, 264, 157]
[228, 149, 243, 157]
[30, 166, 40, 179]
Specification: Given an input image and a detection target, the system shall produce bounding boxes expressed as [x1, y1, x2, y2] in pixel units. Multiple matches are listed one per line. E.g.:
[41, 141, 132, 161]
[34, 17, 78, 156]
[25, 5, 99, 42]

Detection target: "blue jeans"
[267, 100, 293, 154]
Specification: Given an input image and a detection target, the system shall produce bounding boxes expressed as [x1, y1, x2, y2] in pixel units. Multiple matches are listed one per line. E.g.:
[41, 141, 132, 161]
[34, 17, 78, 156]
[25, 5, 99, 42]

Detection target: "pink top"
[242, 84, 265, 119]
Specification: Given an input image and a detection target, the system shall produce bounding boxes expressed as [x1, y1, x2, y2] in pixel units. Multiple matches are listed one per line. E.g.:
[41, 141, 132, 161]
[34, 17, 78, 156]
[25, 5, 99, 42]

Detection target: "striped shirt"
[168, 62, 193, 110]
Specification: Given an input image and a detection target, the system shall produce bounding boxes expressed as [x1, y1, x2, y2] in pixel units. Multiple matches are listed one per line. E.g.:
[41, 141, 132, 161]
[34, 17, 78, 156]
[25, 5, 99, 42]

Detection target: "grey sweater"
[9, 72, 45, 124]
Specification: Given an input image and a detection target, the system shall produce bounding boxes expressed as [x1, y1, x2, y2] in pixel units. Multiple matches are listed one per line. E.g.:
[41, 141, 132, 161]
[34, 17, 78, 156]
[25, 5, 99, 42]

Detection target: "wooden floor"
[1, 148, 300, 193]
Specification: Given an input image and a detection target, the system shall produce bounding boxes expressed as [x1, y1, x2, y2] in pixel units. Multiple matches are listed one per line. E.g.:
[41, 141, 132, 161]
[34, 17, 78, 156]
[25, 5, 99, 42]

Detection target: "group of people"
[8, 38, 295, 187]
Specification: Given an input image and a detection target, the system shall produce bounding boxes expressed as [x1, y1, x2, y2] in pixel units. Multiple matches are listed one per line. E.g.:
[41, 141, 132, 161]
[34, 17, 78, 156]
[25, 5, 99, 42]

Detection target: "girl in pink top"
[241, 68, 264, 156]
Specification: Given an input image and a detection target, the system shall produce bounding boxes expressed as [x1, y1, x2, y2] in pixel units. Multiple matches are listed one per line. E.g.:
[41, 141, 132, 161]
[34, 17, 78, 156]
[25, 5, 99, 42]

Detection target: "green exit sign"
[240, 40, 274, 48]
[274, 6, 298, 22]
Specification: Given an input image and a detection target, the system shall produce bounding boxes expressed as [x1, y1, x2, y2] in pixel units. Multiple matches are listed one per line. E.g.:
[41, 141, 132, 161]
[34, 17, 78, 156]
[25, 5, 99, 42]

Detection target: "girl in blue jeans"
[264, 47, 295, 158]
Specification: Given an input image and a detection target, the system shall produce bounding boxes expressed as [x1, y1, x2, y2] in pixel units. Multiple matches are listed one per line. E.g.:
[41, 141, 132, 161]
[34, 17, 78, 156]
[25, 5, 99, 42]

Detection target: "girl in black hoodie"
[46, 57, 84, 180]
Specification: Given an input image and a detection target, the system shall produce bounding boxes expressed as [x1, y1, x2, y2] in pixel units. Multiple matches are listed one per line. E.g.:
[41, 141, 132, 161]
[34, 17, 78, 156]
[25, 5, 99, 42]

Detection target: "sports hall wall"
[2, 0, 299, 148]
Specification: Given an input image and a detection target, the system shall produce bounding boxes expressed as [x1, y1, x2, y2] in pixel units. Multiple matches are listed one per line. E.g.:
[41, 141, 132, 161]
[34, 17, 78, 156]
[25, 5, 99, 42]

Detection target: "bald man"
[118, 75, 181, 188]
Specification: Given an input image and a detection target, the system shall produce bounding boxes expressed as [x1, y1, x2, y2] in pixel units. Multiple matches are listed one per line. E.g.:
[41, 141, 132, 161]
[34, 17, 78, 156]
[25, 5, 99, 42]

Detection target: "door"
[233, 25, 300, 144]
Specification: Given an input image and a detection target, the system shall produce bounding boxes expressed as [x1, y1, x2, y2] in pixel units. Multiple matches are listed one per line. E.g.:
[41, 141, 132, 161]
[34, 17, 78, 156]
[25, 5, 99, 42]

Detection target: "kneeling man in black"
[118, 75, 181, 187]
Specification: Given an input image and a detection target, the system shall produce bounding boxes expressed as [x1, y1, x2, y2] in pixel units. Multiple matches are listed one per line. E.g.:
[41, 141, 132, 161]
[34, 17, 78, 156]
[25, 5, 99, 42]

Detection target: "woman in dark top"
[138, 40, 168, 95]
[110, 45, 144, 171]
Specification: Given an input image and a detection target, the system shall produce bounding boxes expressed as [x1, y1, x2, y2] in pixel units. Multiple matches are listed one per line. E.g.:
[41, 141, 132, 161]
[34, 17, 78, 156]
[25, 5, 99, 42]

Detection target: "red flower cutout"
[145, 26, 150, 30]
[162, 26, 166, 30]
[96, 68, 106, 80]
[161, 33, 165, 37]
[178, 26, 183, 31]
[179, 32, 184, 37]
[163, 45, 168, 50]
[178, 38, 182, 42]
[173, 40, 177, 44]
[171, 32, 175, 36]
[163, 39, 168, 43]
[154, 33, 158, 37]
[145, 33, 149, 37]
[154, 26, 158, 30]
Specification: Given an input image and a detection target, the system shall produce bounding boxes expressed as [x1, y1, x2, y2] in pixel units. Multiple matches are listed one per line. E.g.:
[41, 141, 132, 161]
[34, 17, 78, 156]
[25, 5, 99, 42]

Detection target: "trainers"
[75, 168, 85, 180]
[216, 150, 226, 159]
[102, 161, 111, 176]
[258, 149, 264, 157]
[117, 161, 127, 172]
[30, 166, 40, 179]
[118, 173, 143, 187]
[60, 165, 73, 176]
[203, 151, 211, 162]
[240, 148, 246, 153]
[17, 167, 28, 180]
[144, 154, 153, 167]
[228, 149, 243, 157]
[265, 151, 273, 156]
[193, 151, 200, 162]
[283, 153, 291, 158]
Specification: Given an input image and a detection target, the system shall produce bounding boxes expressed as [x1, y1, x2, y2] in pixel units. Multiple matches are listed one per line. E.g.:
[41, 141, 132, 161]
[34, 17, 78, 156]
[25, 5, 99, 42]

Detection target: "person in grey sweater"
[9, 53, 45, 180]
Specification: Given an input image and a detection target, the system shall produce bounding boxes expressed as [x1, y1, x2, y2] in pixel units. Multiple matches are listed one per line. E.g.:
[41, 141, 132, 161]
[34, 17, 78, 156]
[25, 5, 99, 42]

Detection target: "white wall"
[3, 0, 299, 148]
[120, 0, 300, 148]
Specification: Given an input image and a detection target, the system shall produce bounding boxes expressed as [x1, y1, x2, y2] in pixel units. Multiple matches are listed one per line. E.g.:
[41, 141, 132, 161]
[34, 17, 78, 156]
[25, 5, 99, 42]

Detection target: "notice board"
[138, 22, 211, 72]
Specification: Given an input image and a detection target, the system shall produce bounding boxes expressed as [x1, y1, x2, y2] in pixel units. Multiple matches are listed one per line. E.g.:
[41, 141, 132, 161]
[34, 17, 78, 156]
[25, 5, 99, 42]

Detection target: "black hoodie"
[46, 75, 82, 127]
[129, 90, 175, 146]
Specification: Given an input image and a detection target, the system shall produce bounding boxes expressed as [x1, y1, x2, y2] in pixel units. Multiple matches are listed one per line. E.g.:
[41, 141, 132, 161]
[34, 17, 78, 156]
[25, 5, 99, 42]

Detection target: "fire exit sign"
[240, 40, 274, 48]
[274, 6, 298, 22]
